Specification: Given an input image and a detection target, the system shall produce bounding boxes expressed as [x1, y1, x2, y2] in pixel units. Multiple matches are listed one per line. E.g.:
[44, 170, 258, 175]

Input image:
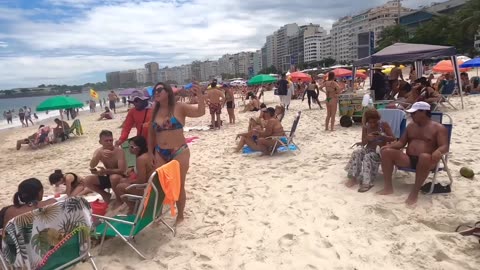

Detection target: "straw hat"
[372, 63, 383, 70]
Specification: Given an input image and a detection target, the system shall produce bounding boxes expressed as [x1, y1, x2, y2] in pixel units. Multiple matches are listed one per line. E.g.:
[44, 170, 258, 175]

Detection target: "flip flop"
[456, 222, 480, 241]
[358, 184, 373, 193]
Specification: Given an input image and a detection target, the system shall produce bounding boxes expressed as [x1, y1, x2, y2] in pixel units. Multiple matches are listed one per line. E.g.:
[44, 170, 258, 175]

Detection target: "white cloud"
[0, 41, 7, 48]
[0, 0, 440, 88]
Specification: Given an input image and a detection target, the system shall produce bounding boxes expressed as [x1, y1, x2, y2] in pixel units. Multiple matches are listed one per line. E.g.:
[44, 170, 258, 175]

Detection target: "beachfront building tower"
[144, 62, 159, 84]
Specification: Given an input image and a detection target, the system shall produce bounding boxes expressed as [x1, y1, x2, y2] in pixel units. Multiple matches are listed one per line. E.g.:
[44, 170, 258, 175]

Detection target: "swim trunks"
[209, 103, 222, 115]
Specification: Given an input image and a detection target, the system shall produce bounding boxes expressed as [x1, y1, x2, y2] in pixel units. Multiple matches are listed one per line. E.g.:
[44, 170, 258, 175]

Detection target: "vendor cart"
[338, 92, 365, 127]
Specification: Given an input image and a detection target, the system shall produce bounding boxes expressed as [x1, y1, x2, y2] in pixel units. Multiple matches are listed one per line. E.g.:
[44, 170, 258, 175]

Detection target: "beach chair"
[434, 80, 457, 110]
[93, 167, 175, 259]
[68, 119, 84, 137]
[0, 197, 97, 270]
[267, 111, 302, 156]
[122, 141, 137, 169]
[378, 109, 406, 139]
[395, 112, 454, 194]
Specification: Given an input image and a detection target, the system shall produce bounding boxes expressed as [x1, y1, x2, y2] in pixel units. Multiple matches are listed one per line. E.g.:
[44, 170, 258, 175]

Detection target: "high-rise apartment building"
[119, 70, 137, 86]
[144, 62, 159, 84]
[253, 50, 263, 75]
[320, 34, 333, 60]
[265, 34, 277, 69]
[200, 60, 218, 81]
[275, 23, 300, 72]
[135, 69, 147, 84]
[331, 16, 353, 63]
[303, 24, 327, 63]
[106, 71, 121, 89]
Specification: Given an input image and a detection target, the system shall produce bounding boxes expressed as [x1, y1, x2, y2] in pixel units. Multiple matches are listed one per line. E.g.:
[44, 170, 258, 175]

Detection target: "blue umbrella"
[460, 57, 480, 68]
[184, 83, 193, 90]
[146, 86, 154, 97]
[460, 57, 480, 76]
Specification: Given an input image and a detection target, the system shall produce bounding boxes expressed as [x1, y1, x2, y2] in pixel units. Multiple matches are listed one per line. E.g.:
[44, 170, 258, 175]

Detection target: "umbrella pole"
[59, 110, 66, 138]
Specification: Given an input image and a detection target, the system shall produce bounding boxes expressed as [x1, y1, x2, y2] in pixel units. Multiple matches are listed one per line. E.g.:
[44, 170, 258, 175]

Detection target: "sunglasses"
[155, 87, 164, 93]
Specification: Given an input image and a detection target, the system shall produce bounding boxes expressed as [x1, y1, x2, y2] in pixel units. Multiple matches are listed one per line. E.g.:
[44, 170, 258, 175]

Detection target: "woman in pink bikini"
[148, 82, 205, 224]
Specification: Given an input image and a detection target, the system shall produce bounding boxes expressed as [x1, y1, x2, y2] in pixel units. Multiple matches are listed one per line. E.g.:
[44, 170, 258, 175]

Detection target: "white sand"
[1, 90, 480, 270]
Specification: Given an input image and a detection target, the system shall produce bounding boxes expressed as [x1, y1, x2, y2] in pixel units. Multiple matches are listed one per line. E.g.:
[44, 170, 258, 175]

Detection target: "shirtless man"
[84, 130, 127, 204]
[388, 63, 404, 97]
[235, 107, 285, 154]
[108, 90, 118, 114]
[378, 102, 448, 205]
[206, 79, 225, 129]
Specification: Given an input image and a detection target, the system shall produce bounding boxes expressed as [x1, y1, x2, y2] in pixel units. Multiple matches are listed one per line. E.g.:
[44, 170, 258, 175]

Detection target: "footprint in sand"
[278, 233, 297, 249]
[365, 205, 398, 221]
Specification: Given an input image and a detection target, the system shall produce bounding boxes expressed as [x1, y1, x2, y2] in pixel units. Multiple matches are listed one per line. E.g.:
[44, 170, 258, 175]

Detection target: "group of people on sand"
[1, 83, 206, 229]
[345, 101, 449, 206]
[16, 118, 71, 150]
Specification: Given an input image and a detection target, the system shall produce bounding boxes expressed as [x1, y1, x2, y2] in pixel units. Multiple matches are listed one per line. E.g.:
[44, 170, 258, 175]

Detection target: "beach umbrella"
[248, 74, 277, 85]
[433, 60, 470, 73]
[184, 83, 193, 90]
[330, 68, 353, 77]
[36, 96, 84, 111]
[289, 72, 312, 82]
[460, 57, 480, 76]
[457, 55, 471, 62]
[146, 86, 154, 97]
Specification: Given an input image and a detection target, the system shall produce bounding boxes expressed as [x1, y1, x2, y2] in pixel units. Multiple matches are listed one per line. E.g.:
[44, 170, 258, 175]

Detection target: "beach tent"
[353, 43, 464, 109]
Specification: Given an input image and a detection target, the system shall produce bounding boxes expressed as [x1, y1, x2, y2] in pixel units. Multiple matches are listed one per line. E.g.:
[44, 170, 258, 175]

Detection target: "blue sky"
[0, 0, 437, 89]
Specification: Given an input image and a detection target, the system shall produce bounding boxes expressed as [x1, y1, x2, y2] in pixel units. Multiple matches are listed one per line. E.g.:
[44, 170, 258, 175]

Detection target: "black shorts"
[98, 175, 111, 189]
[109, 100, 116, 110]
[19, 114, 25, 121]
[226, 101, 235, 109]
[408, 155, 419, 169]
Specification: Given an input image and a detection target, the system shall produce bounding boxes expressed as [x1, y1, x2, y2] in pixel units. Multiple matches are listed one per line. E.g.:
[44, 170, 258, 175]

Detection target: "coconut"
[460, 167, 474, 179]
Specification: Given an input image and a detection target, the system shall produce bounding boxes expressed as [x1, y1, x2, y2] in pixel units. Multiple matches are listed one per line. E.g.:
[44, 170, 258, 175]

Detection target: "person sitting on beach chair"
[53, 118, 70, 141]
[68, 118, 84, 136]
[235, 107, 285, 155]
[345, 109, 395, 192]
[242, 96, 260, 112]
[98, 107, 114, 121]
[84, 130, 127, 205]
[248, 103, 267, 132]
[16, 125, 51, 150]
[378, 102, 449, 205]
[115, 136, 154, 214]
[0, 178, 56, 229]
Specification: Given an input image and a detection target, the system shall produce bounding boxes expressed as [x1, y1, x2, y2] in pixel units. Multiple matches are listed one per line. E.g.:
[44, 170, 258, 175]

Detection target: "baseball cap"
[128, 90, 149, 102]
[406, 101, 430, 113]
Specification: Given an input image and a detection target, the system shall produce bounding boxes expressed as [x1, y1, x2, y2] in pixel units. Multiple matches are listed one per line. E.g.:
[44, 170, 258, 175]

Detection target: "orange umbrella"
[289, 71, 312, 82]
[330, 68, 352, 77]
[433, 60, 471, 73]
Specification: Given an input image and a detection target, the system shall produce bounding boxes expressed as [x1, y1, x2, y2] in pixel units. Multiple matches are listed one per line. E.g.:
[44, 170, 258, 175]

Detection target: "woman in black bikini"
[148, 82, 205, 224]
[49, 170, 89, 197]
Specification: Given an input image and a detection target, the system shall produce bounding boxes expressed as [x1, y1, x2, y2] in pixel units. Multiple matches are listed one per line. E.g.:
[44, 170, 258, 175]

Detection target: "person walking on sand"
[224, 84, 236, 124]
[148, 82, 205, 225]
[84, 130, 127, 205]
[321, 72, 342, 131]
[304, 77, 323, 110]
[277, 73, 288, 107]
[378, 102, 448, 205]
[206, 79, 225, 129]
[108, 90, 119, 114]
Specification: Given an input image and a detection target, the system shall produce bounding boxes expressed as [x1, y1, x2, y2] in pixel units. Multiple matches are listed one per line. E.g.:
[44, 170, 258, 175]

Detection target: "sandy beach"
[1, 89, 480, 269]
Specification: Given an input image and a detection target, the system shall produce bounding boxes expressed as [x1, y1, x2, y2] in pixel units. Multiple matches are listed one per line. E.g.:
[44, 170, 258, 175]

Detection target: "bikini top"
[65, 172, 79, 188]
[152, 116, 184, 132]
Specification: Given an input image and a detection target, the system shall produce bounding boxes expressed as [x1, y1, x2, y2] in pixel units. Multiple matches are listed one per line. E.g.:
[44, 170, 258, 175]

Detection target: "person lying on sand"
[84, 130, 127, 204]
[98, 107, 114, 121]
[49, 169, 90, 197]
[345, 109, 395, 192]
[378, 102, 448, 205]
[235, 107, 285, 155]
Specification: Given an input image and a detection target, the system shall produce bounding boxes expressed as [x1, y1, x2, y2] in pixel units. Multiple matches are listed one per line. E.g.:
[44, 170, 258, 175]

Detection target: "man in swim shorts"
[206, 79, 225, 129]
[378, 102, 448, 205]
[84, 130, 127, 204]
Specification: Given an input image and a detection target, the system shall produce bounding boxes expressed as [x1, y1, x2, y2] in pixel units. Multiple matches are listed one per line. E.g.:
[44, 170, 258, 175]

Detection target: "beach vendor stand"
[338, 92, 365, 127]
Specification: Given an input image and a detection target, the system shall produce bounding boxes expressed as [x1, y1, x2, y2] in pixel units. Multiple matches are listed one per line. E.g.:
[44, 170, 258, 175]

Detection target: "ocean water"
[0, 92, 110, 130]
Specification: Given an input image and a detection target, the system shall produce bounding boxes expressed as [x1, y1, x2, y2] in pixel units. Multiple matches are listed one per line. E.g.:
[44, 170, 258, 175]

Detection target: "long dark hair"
[49, 169, 63, 185]
[327, 71, 335, 81]
[129, 136, 148, 156]
[14, 178, 43, 207]
[151, 82, 176, 121]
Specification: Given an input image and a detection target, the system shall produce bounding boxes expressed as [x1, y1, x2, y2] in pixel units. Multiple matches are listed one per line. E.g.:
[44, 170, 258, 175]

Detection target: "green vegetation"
[377, 0, 480, 55]
[0, 82, 109, 98]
